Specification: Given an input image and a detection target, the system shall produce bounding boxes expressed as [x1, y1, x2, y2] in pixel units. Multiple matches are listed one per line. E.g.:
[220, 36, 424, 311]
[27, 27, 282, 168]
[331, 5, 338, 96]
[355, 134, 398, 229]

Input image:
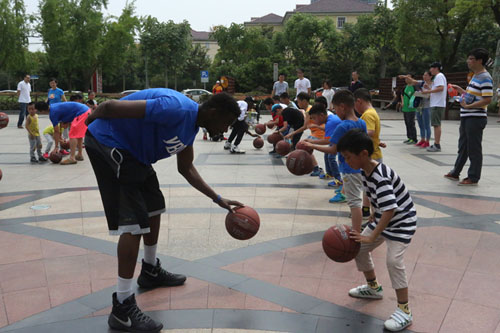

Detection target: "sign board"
[273, 63, 279, 82]
[30, 75, 39, 80]
[201, 70, 209, 83]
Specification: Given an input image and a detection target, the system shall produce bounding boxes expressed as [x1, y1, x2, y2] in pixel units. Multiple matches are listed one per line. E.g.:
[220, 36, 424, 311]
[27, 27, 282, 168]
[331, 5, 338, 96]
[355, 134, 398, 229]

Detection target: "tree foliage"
[0, 0, 29, 76]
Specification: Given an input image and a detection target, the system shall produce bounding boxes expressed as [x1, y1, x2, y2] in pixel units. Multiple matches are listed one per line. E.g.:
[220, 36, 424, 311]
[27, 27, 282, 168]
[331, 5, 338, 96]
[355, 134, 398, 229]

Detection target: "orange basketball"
[295, 141, 313, 154]
[267, 132, 283, 144]
[253, 137, 264, 149]
[225, 206, 260, 240]
[286, 149, 314, 175]
[267, 123, 274, 129]
[49, 152, 62, 164]
[0, 112, 9, 129]
[322, 225, 360, 263]
[255, 124, 266, 135]
[275, 140, 291, 156]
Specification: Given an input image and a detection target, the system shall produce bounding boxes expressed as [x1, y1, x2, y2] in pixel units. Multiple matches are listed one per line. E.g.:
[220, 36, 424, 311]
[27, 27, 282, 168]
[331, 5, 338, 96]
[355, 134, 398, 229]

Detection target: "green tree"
[38, 0, 107, 91]
[393, 0, 477, 71]
[99, 2, 139, 91]
[0, 0, 29, 88]
[140, 17, 191, 89]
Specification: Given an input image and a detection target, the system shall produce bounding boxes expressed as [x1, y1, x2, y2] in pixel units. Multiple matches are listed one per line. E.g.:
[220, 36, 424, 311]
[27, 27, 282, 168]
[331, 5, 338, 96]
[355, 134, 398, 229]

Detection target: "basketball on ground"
[295, 141, 313, 154]
[267, 132, 282, 144]
[275, 140, 291, 156]
[0, 112, 9, 129]
[49, 152, 62, 164]
[225, 206, 260, 240]
[322, 225, 360, 263]
[267, 123, 274, 129]
[253, 137, 264, 149]
[286, 149, 314, 175]
[60, 141, 70, 150]
[255, 124, 266, 135]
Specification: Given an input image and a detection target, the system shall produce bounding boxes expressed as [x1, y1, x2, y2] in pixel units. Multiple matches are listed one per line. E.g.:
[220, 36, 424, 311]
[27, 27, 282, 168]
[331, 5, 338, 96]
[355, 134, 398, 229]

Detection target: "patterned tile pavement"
[1, 112, 500, 332]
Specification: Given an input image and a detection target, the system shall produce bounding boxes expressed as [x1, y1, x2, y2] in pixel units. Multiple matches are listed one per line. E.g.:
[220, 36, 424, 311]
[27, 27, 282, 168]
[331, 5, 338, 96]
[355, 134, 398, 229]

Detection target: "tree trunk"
[492, 39, 500, 104]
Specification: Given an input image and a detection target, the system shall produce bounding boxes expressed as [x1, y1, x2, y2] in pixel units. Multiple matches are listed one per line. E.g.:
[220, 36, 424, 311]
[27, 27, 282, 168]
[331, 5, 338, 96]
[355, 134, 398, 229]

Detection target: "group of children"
[216, 88, 415, 332]
[25, 93, 95, 164]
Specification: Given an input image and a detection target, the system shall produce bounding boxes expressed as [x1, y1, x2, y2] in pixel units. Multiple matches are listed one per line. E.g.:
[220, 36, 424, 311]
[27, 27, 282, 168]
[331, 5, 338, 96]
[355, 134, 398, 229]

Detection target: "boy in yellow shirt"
[26, 102, 47, 163]
[354, 88, 385, 221]
[42, 123, 71, 159]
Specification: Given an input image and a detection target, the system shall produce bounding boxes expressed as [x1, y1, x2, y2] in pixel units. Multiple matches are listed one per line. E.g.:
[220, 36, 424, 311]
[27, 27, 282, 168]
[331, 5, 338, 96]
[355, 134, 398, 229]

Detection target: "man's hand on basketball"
[350, 230, 374, 243]
[218, 198, 244, 213]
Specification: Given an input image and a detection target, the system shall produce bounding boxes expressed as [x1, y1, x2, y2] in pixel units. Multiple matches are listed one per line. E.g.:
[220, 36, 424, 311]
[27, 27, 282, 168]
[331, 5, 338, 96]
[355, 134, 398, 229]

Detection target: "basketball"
[225, 206, 260, 240]
[49, 152, 62, 164]
[275, 140, 291, 156]
[295, 141, 313, 154]
[267, 132, 282, 144]
[286, 149, 314, 175]
[0, 168, 2, 181]
[322, 224, 360, 263]
[253, 137, 264, 149]
[447, 83, 458, 98]
[255, 124, 266, 135]
[0, 112, 9, 129]
[60, 141, 70, 150]
[267, 123, 274, 129]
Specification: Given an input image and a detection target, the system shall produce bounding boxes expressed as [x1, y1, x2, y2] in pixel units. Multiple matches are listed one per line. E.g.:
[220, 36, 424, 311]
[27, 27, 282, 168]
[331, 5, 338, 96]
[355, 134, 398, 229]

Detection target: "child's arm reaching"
[350, 209, 395, 243]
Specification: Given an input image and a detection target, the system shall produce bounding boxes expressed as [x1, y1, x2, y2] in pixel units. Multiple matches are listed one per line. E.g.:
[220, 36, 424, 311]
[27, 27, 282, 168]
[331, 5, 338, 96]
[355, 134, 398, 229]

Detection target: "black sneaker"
[30, 157, 38, 163]
[38, 156, 47, 162]
[137, 259, 186, 289]
[108, 293, 163, 332]
[268, 150, 277, 154]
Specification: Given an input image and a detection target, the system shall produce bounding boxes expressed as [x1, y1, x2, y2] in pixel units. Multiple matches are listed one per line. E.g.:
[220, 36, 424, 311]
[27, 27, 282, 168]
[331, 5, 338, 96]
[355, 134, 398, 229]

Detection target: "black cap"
[430, 62, 442, 70]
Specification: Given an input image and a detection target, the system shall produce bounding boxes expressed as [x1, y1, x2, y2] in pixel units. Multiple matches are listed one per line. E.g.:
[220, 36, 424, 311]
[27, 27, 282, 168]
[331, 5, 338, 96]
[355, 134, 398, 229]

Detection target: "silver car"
[181, 89, 212, 102]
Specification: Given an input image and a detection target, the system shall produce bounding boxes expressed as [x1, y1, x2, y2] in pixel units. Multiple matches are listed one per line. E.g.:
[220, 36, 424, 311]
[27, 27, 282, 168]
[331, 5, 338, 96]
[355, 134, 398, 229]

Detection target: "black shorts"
[85, 132, 165, 235]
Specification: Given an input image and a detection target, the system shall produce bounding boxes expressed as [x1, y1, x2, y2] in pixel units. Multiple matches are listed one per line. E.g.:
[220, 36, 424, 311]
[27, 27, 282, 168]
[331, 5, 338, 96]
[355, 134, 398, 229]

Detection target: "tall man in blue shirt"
[84, 89, 244, 332]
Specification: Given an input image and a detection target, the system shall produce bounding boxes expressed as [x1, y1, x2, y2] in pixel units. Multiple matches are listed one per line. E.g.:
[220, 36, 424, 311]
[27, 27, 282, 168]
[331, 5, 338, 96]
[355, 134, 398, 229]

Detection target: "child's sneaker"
[415, 140, 424, 147]
[348, 284, 383, 299]
[224, 141, 231, 150]
[42, 152, 49, 159]
[329, 192, 346, 203]
[328, 178, 342, 187]
[310, 166, 323, 177]
[30, 157, 38, 163]
[38, 156, 47, 162]
[319, 173, 333, 180]
[384, 308, 412, 331]
[335, 186, 343, 194]
[60, 149, 70, 155]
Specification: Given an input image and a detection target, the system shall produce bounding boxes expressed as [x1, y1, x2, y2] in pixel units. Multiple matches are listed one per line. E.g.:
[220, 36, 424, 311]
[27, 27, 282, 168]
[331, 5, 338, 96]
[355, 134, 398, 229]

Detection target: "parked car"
[120, 90, 140, 96]
[63, 90, 82, 94]
[0, 90, 17, 93]
[181, 89, 212, 102]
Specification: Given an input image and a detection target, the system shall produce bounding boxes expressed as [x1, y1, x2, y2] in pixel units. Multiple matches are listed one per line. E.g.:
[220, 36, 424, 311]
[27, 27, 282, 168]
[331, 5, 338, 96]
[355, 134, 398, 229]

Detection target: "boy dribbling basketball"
[337, 129, 417, 332]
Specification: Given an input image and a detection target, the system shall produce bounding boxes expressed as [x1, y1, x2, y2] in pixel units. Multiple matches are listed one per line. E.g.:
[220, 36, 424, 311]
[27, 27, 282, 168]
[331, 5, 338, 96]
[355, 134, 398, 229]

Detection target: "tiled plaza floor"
[0, 111, 500, 332]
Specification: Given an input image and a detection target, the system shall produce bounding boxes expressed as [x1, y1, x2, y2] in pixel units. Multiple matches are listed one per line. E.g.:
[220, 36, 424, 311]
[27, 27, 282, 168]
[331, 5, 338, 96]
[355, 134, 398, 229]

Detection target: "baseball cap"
[271, 104, 283, 113]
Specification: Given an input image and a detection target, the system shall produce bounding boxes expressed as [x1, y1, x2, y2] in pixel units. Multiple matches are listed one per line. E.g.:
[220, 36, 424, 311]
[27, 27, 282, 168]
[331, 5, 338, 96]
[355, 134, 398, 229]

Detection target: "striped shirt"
[460, 71, 493, 118]
[362, 163, 417, 243]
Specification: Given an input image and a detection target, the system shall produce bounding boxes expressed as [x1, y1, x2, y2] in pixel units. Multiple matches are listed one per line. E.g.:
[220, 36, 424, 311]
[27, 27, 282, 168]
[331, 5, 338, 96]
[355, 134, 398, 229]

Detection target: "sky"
[25, 0, 303, 51]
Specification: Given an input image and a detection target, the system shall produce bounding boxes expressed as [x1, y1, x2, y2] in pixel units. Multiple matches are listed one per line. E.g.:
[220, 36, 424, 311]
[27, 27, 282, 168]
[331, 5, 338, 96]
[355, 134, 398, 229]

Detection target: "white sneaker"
[384, 308, 412, 331]
[348, 284, 383, 299]
[230, 145, 245, 154]
[224, 141, 231, 150]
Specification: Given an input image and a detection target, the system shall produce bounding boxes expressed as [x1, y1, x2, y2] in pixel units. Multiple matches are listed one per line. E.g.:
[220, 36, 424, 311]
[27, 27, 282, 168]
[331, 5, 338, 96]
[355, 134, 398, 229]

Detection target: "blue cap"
[271, 104, 283, 113]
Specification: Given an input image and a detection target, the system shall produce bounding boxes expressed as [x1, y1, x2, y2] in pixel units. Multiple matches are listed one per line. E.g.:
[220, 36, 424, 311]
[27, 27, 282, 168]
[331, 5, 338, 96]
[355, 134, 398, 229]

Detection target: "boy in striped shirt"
[337, 128, 417, 332]
[446, 48, 493, 186]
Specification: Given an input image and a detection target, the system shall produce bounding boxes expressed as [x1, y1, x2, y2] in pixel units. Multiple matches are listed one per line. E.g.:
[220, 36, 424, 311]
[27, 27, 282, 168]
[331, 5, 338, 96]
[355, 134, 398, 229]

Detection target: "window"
[337, 17, 346, 29]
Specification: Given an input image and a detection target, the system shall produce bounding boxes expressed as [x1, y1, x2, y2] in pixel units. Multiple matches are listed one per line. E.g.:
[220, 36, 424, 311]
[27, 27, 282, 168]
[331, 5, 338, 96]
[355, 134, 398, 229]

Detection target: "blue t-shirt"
[324, 114, 341, 139]
[330, 119, 367, 174]
[87, 88, 200, 165]
[49, 102, 89, 126]
[47, 88, 65, 105]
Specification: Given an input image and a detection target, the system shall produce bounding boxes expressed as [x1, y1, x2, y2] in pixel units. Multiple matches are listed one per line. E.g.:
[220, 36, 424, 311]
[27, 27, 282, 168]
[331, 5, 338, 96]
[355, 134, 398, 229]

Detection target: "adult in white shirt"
[425, 62, 447, 152]
[16, 74, 31, 128]
[272, 74, 289, 97]
[321, 80, 335, 110]
[294, 68, 311, 99]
